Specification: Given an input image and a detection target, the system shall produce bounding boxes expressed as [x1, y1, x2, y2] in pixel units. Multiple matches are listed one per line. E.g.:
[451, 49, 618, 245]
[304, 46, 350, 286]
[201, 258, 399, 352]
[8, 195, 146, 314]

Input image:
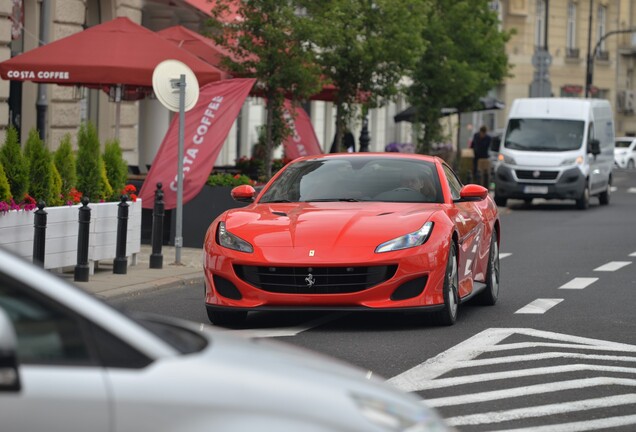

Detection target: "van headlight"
[216, 222, 253, 253]
[498, 154, 516, 165]
[375, 222, 433, 253]
[561, 156, 584, 166]
[352, 393, 446, 431]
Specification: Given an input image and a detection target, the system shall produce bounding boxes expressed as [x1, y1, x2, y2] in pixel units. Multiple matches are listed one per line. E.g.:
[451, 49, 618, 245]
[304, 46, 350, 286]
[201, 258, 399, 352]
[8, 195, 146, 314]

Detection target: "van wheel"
[576, 185, 590, 210]
[629, 160, 635, 169]
[494, 194, 507, 207]
[599, 183, 610, 206]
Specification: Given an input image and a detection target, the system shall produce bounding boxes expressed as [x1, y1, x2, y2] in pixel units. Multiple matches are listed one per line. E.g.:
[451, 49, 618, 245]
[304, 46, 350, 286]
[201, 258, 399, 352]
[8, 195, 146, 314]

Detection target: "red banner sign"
[140, 78, 256, 209]
[282, 99, 323, 160]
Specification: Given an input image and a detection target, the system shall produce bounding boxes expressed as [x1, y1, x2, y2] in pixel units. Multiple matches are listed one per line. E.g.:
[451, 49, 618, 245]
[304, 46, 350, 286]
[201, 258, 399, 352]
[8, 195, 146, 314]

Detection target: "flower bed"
[0, 199, 142, 273]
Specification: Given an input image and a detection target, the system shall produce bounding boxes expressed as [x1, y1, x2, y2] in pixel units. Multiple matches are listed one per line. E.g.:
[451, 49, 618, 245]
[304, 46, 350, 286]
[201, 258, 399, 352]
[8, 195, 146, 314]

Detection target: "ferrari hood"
[222, 202, 440, 248]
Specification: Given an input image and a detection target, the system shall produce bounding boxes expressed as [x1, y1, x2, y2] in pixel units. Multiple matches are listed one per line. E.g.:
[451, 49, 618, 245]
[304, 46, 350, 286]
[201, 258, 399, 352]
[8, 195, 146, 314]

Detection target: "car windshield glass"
[615, 140, 632, 149]
[258, 157, 443, 203]
[504, 118, 585, 151]
[133, 315, 208, 355]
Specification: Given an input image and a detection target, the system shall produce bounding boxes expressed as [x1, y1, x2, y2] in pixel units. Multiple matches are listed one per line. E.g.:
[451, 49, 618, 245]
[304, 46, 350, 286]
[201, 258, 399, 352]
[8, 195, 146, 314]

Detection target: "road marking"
[207, 312, 346, 338]
[610, 186, 618, 192]
[426, 377, 636, 407]
[500, 252, 512, 259]
[515, 298, 563, 314]
[594, 261, 632, 272]
[446, 394, 636, 426]
[628, 187, 636, 193]
[559, 277, 598, 290]
[389, 328, 636, 392]
[493, 414, 636, 432]
[629, 252, 636, 257]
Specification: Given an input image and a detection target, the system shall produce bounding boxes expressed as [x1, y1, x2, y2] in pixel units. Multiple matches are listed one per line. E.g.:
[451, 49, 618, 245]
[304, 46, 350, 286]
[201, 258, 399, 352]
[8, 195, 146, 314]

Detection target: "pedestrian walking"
[471, 125, 492, 187]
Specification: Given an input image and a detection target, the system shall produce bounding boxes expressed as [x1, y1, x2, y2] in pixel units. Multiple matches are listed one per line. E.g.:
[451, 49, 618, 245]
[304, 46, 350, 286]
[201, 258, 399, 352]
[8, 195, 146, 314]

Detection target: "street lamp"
[585, 28, 636, 98]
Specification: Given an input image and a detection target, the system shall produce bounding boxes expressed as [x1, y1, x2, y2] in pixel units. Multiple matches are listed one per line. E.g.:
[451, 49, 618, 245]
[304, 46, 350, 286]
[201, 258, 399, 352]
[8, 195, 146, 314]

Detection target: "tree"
[76, 122, 108, 201]
[299, 0, 428, 152]
[0, 125, 29, 201]
[0, 161, 11, 203]
[103, 139, 128, 200]
[24, 128, 55, 205]
[54, 133, 77, 197]
[208, 0, 323, 178]
[408, 0, 512, 155]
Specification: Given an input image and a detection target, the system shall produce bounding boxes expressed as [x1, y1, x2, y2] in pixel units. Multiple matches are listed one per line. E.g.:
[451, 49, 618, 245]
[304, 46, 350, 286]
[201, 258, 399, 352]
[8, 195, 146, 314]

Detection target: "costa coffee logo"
[6, 70, 70, 80]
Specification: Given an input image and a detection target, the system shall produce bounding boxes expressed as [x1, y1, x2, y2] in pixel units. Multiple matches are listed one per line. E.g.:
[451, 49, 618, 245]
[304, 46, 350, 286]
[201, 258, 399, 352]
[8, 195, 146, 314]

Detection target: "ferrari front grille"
[234, 265, 398, 294]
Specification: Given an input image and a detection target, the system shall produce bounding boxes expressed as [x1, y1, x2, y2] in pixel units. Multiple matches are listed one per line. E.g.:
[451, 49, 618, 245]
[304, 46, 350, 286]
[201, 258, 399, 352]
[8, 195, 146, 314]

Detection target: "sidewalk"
[58, 244, 205, 299]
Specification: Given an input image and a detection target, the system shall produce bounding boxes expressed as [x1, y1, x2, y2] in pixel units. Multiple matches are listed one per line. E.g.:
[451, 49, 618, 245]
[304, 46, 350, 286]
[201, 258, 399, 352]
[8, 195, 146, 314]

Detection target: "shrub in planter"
[207, 172, 254, 187]
[0, 161, 11, 202]
[24, 128, 56, 205]
[76, 122, 109, 202]
[103, 139, 127, 201]
[0, 125, 29, 201]
[50, 163, 63, 206]
[54, 133, 77, 197]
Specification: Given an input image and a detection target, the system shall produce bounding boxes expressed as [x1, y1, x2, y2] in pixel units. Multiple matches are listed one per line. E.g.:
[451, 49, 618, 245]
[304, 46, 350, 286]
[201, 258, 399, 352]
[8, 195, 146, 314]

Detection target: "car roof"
[292, 152, 442, 164]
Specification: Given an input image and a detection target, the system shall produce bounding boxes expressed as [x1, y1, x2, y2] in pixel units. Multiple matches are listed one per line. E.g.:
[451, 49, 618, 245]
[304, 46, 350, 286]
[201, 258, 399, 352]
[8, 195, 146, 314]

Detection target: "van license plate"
[524, 186, 548, 194]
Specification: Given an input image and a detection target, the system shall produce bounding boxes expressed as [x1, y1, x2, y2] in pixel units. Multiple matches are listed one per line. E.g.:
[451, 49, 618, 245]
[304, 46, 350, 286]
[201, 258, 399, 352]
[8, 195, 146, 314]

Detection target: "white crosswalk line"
[515, 298, 563, 314]
[492, 414, 636, 432]
[446, 394, 636, 426]
[499, 252, 512, 259]
[425, 377, 636, 407]
[559, 277, 598, 289]
[628, 187, 636, 193]
[594, 261, 632, 272]
[610, 186, 618, 192]
[629, 252, 636, 257]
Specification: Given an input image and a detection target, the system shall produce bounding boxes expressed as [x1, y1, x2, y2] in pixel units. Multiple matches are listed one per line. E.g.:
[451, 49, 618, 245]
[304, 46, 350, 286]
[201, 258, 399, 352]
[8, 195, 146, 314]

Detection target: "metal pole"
[32, 201, 47, 267]
[585, 0, 594, 98]
[113, 195, 129, 274]
[175, 74, 185, 265]
[150, 182, 164, 269]
[36, 0, 51, 140]
[74, 197, 91, 282]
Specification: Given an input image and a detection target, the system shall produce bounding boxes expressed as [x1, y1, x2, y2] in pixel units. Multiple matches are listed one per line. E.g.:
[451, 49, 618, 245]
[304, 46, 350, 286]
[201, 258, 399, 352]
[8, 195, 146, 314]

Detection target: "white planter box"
[0, 199, 142, 273]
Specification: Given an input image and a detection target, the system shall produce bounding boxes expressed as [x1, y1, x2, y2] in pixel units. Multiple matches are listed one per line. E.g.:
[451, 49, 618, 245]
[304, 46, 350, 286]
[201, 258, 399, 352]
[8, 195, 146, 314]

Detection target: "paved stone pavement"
[57, 244, 204, 299]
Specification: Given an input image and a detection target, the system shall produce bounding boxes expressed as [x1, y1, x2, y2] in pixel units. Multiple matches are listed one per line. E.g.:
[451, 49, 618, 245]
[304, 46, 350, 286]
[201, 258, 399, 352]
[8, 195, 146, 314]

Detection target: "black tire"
[599, 181, 611, 206]
[523, 198, 533, 205]
[206, 309, 247, 327]
[494, 194, 507, 207]
[576, 184, 589, 210]
[628, 160, 635, 169]
[477, 232, 499, 306]
[432, 242, 459, 326]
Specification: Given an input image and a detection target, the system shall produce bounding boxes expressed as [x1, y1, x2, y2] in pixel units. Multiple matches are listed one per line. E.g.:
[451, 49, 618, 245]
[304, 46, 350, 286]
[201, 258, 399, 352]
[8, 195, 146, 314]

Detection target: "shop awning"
[0, 17, 224, 87]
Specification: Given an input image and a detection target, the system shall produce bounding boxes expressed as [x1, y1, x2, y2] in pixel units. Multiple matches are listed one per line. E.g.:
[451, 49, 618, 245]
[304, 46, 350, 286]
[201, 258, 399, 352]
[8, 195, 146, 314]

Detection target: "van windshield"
[504, 118, 585, 152]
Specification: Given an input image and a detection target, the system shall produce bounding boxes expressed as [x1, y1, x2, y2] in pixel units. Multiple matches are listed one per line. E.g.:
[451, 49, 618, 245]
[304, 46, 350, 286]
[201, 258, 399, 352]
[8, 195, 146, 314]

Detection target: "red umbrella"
[0, 17, 225, 86]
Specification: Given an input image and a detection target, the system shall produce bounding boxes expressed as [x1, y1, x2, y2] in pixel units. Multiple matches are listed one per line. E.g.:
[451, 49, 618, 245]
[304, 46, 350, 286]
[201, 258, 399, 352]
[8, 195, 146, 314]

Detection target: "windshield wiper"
[304, 198, 360, 202]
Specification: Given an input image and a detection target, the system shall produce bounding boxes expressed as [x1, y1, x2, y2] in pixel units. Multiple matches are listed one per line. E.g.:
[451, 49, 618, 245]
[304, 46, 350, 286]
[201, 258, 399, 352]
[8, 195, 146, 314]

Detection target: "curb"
[96, 274, 205, 300]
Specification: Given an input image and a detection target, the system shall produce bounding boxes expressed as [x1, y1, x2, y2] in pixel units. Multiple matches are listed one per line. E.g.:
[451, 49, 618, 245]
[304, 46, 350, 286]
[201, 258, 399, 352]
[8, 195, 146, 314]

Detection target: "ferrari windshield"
[504, 118, 585, 152]
[259, 157, 443, 203]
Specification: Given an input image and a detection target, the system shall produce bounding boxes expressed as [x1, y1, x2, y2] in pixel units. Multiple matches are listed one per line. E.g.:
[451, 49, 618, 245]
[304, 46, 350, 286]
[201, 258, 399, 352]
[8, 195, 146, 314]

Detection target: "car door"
[0, 275, 111, 432]
[441, 164, 484, 297]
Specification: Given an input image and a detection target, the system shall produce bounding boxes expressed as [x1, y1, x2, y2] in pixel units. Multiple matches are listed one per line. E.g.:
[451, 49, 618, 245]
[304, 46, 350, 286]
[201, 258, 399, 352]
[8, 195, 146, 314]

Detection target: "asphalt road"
[110, 168, 636, 431]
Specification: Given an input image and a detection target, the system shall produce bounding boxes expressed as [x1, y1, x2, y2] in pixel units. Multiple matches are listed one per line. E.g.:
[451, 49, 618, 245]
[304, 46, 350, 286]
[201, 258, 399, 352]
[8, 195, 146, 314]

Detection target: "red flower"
[130, 193, 138, 202]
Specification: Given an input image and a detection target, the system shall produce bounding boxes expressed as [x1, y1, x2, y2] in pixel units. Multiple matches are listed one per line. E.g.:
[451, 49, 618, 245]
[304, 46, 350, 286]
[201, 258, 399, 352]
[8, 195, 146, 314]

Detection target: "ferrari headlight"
[352, 393, 446, 432]
[216, 222, 253, 253]
[375, 222, 433, 253]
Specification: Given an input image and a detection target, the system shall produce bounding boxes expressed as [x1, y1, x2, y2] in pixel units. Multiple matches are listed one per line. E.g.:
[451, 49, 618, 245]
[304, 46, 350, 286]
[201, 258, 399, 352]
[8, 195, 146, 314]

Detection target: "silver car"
[0, 247, 449, 432]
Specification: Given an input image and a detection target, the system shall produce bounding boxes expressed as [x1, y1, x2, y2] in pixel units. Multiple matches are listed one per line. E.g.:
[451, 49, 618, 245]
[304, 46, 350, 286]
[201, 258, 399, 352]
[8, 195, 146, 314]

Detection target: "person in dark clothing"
[329, 129, 356, 153]
[471, 125, 492, 187]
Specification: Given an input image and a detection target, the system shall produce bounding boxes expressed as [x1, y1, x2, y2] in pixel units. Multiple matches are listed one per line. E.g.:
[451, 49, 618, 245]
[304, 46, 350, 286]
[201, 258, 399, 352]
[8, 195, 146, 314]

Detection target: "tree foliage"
[54, 133, 77, 197]
[208, 0, 322, 178]
[103, 139, 128, 200]
[0, 161, 11, 202]
[25, 128, 55, 205]
[299, 0, 428, 151]
[76, 122, 108, 201]
[408, 0, 512, 155]
[0, 126, 29, 201]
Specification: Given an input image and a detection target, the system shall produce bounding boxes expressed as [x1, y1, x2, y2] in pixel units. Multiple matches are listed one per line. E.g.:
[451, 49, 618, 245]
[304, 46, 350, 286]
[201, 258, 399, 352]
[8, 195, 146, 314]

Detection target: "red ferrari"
[203, 153, 500, 326]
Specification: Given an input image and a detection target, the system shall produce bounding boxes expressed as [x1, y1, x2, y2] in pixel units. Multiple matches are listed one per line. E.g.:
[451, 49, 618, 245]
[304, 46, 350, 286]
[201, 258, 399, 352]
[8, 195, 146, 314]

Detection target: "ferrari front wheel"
[477, 231, 499, 306]
[432, 242, 459, 326]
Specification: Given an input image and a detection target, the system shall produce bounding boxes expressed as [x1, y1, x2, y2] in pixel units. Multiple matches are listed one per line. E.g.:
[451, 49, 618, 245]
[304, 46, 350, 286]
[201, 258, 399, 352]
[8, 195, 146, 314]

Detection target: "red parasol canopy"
[0, 17, 225, 86]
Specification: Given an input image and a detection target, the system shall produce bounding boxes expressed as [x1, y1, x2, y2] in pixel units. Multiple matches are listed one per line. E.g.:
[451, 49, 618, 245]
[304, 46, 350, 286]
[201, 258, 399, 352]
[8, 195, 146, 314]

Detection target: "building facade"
[0, 0, 635, 169]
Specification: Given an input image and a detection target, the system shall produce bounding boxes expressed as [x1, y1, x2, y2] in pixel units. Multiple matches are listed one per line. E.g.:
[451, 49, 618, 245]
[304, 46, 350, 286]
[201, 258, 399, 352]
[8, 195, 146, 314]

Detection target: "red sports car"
[203, 153, 500, 326]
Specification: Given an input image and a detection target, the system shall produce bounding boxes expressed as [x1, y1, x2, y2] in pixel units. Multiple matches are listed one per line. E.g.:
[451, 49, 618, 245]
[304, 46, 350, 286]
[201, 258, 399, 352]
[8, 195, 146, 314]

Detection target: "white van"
[494, 98, 615, 209]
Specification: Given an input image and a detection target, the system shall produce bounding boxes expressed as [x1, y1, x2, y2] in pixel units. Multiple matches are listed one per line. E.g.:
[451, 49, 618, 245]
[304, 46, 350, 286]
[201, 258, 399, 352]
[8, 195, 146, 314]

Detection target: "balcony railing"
[565, 47, 580, 59]
[596, 50, 610, 61]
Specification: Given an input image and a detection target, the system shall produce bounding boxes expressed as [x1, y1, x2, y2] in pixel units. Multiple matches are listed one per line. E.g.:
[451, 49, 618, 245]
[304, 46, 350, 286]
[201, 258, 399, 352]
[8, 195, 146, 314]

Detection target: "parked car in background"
[614, 137, 636, 169]
[0, 247, 450, 432]
[204, 153, 500, 327]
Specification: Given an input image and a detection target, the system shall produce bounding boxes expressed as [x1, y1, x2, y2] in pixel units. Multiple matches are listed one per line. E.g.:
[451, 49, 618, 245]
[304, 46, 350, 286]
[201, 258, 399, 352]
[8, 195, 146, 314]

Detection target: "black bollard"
[113, 195, 129, 274]
[74, 197, 91, 282]
[150, 182, 164, 269]
[32, 201, 47, 267]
